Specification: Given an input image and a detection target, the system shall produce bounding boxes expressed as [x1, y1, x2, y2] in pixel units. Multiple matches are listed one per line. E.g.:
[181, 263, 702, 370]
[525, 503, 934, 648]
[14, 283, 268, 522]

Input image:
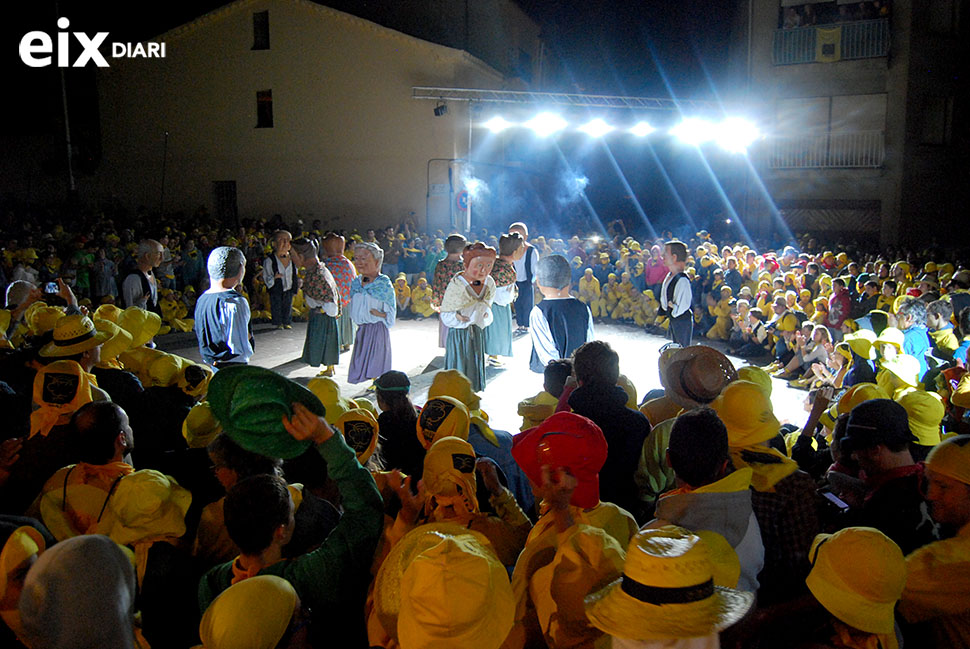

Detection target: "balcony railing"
[767, 131, 885, 169]
[773, 19, 890, 65]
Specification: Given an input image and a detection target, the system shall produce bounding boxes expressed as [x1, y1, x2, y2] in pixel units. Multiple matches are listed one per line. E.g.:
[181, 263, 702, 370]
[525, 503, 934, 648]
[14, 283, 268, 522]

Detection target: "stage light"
[725, 218, 732, 225]
[715, 117, 760, 153]
[670, 118, 715, 146]
[630, 121, 656, 137]
[433, 102, 448, 117]
[525, 112, 567, 137]
[465, 177, 483, 195]
[483, 116, 512, 133]
[579, 118, 614, 138]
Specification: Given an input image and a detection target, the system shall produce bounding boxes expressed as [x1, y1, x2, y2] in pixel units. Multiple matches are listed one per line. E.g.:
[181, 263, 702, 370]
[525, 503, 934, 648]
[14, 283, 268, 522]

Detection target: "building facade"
[92, 0, 546, 230]
[734, 0, 963, 246]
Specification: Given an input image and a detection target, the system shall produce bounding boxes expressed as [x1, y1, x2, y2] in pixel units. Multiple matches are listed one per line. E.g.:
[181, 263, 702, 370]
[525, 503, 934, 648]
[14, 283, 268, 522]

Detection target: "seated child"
[927, 299, 958, 360]
[517, 359, 572, 431]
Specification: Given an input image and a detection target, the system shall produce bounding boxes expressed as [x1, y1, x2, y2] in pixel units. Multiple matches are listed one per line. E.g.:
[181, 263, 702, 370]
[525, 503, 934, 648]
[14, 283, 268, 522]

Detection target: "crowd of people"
[0, 209, 969, 649]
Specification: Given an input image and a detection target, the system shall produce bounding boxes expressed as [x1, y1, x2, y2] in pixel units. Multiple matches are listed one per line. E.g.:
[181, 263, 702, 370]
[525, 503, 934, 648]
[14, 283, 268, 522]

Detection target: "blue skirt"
[445, 325, 487, 392]
[484, 303, 513, 357]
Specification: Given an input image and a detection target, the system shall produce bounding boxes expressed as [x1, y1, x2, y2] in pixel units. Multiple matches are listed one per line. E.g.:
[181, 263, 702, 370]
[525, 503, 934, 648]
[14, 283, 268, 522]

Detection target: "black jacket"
[569, 383, 651, 522]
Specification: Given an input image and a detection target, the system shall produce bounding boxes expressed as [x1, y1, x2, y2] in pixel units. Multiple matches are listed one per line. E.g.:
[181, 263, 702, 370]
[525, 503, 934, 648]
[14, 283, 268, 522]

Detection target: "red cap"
[511, 412, 608, 509]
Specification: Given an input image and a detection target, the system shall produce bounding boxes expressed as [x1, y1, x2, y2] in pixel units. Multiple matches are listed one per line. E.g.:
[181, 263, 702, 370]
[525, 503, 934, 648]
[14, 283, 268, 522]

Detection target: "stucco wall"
[93, 0, 505, 230]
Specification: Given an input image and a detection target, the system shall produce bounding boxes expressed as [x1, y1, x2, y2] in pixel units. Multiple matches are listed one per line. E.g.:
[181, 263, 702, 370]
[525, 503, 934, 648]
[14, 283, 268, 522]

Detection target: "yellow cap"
[843, 330, 876, 361]
[182, 402, 222, 449]
[711, 380, 780, 448]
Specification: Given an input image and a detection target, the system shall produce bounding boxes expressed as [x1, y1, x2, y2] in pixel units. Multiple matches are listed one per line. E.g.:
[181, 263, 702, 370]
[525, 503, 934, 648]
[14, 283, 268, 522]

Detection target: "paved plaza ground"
[160, 318, 810, 435]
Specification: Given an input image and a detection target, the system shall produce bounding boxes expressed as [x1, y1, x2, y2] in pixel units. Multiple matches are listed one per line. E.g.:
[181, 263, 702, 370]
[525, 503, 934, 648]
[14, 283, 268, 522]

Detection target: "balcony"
[773, 19, 890, 65]
[767, 131, 885, 169]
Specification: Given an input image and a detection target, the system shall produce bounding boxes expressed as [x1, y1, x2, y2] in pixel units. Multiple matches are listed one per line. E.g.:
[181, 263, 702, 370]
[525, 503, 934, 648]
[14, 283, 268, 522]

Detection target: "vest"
[658, 272, 688, 320]
[529, 298, 591, 373]
[125, 269, 161, 315]
[268, 255, 298, 297]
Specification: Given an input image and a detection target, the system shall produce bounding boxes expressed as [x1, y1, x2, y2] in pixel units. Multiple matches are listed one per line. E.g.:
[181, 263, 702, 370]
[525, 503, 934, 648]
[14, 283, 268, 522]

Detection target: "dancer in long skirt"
[440, 242, 497, 392]
[347, 242, 396, 384]
[290, 238, 341, 376]
[485, 232, 523, 365]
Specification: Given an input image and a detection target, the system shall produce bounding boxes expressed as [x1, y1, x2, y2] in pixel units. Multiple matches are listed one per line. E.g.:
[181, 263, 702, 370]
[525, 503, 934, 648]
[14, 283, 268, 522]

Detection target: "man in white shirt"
[121, 239, 163, 315]
[659, 240, 693, 346]
[262, 230, 297, 329]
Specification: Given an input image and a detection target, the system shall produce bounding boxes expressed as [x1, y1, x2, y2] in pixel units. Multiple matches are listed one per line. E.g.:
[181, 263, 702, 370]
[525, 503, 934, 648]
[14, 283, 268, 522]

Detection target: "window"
[253, 11, 269, 50]
[256, 90, 273, 128]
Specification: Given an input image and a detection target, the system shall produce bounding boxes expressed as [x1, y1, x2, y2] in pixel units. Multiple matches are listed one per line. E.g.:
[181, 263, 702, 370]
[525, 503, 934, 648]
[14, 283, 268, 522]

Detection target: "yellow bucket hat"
[397, 529, 514, 649]
[200, 575, 297, 649]
[843, 329, 876, 361]
[428, 369, 481, 412]
[737, 366, 772, 397]
[118, 307, 162, 348]
[93, 318, 133, 363]
[711, 380, 780, 448]
[334, 408, 380, 465]
[805, 527, 905, 637]
[177, 363, 213, 400]
[880, 354, 921, 388]
[93, 303, 123, 324]
[874, 327, 905, 353]
[182, 402, 223, 449]
[775, 312, 799, 333]
[836, 383, 889, 417]
[38, 315, 111, 358]
[352, 397, 378, 417]
[30, 360, 96, 438]
[307, 377, 355, 421]
[0, 526, 46, 600]
[25, 303, 65, 338]
[96, 469, 191, 546]
[925, 434, 970, 485]
[416, 396, 470, 449]
[147, 353, 185, 387]
[897, 390, 944, 447]
[584, 526, 754, 641]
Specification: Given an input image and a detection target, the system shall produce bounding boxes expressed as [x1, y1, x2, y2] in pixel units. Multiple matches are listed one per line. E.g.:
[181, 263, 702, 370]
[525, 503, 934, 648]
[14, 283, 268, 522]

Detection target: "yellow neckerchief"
[661, 467, 754, 499]
[95, 357, 125, 370]
[30, 363, 97, 438]
[729, 446, 799, 492]
[469, 409, 499, 446]
[832, 619, 897, 649]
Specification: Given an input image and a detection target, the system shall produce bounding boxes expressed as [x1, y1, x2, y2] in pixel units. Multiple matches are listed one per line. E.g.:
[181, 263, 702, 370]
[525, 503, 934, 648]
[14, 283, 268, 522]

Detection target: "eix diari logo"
[19, 17, 166, 68]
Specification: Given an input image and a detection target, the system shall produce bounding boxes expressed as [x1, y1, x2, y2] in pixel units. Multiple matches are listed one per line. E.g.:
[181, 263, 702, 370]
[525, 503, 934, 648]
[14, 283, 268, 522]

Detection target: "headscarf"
[30, 360, 97, 438]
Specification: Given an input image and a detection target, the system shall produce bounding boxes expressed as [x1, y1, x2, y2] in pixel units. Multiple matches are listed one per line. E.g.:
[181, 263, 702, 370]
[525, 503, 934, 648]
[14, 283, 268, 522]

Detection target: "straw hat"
[585, 526, 754, 641]
[663, 346, 738, 410]
[38, 315, 110, 358]
[334, 408, 379, 464]
[806, 527, 905, 636]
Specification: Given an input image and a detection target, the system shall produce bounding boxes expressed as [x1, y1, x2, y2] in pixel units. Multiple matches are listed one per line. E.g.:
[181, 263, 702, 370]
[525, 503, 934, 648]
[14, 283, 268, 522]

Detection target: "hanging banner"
[815, 26, 842, 62]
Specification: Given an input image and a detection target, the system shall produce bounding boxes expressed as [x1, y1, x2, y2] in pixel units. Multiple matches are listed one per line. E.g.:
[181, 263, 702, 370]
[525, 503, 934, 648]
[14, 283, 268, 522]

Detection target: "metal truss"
[412, 87, 724, 112]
